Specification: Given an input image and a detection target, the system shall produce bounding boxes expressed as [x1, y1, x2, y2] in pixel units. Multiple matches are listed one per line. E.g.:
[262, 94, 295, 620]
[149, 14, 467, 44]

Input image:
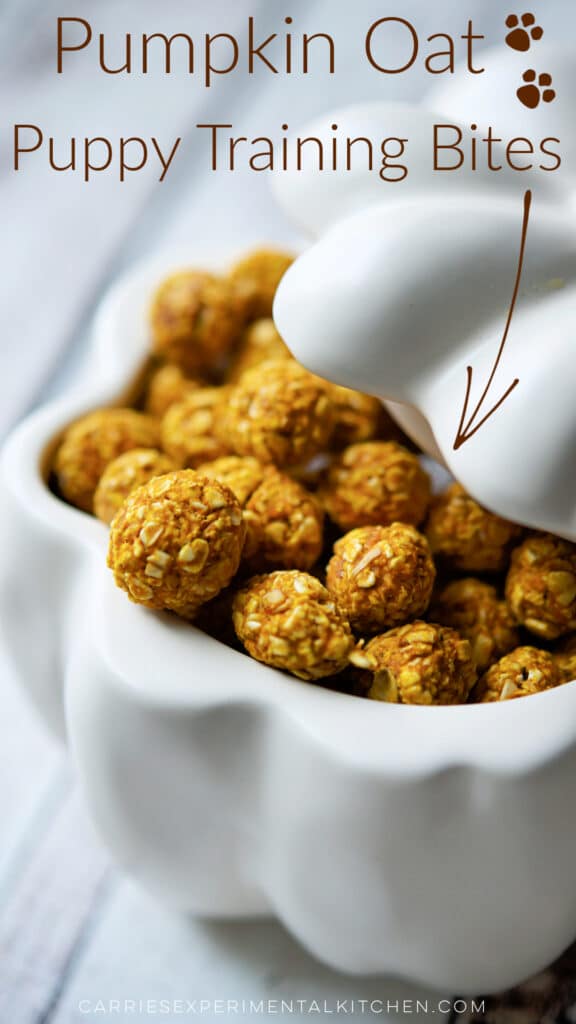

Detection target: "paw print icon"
[506, 13, 544, 52]
[517, 70, 556, 109]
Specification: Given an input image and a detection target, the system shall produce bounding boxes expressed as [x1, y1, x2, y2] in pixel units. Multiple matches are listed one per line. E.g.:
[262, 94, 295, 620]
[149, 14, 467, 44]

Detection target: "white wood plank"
[0, 656, 64, 897]
[48, 879, 450, 1023]
[0, 788, 110, 1024]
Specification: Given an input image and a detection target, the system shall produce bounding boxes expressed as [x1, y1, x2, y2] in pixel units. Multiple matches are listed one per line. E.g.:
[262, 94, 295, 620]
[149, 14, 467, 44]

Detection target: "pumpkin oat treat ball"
[326, 523, 435, 634]
[54, 408, 160, 513]
[222, 360, 334, 468]
[108, 470, 245, 619]
[472, 647, 562, 703]
[227, 318, 293, 384]
[94, 449, 178, 525]
[351, 621, 476, 706]
[233, 570, 354, 681]
[197, 455, 266, 507]
[431, 578, 520, 673]
[229, 248, 294, 321]
[161, 388, 230, 468]
[505, 533, 576, 640]
[198, 455, 324, 573]
[243, 470, 324, 573]
[426, 483, 522, 573]
[319, 441, 431, 533]
[227, 335, 390, 449]
[145, 364, 199, 418]
[150, 270, 241, 376]
[328, 385, 389, 450]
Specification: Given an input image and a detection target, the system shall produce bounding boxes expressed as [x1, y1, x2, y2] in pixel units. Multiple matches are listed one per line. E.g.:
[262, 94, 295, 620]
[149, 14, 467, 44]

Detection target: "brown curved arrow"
[453, 189, 532, 451]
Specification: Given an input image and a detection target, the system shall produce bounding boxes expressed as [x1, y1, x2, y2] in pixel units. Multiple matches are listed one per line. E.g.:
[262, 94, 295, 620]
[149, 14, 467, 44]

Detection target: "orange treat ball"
[197, 455, 266, 506]
[222, 360, 334, 468]
[328, 384, 388, 450]
[54, 408, 160, 514]
[229, 248, 294, 321]
[198, 455, 324, 573]
[472, 647, 562, 703]
[150, 270, 241, 375]
[145, 365, 199, 418]
[243, 470, 324, 573]
[94, 449, 178, 525]
[233, 570, 354, 681]
[426, 483, 522, 573]
[161, 388, 230, 468]
[326, 523, 435, 634]
[319, 442, 431, 532]
[553, 634, 576, 683]
[351, 621, 476, 705]
[505, 533, 576, 640]
[108, 471, 245, 619]
[227, 318, 293, 384]
[431, 578, 520, 672]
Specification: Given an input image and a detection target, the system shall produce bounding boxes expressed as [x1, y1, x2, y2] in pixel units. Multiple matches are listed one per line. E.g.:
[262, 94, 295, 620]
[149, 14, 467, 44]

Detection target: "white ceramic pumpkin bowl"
[2, 244, 576, 997]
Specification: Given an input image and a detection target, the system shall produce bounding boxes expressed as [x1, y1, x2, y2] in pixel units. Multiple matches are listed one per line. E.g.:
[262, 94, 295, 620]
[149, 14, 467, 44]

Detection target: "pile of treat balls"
[52, 249, 576, 705]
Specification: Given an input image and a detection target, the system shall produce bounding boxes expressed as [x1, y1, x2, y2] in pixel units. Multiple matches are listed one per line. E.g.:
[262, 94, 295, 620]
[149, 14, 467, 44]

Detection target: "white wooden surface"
[1, 1, 574, 1020]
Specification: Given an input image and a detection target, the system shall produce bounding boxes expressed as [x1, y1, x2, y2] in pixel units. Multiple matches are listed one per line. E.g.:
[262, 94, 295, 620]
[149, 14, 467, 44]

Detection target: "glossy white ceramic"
[2, 249, 576, 995]
[273, 48, 576, 540]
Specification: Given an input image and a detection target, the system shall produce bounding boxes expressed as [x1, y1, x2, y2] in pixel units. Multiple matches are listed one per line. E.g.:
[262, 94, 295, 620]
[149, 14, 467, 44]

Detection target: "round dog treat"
[328, 385, 387, 450]
[233, 570, 354, 681]
[326, 523, 435, 634]
[426, 483, 522, 572]
[243, 470, 324, 572]
[553, 634, 576, 683]
[197, 455, 266, 506]
[319, 442, 431, 532]
[94, 449, 178, 525]
[431, 578, 520, 672]
[227, 318, 292, 384]
[505, 533, 576, 640]
[229, 248, 294, 321]
[54, 408, 161, 513]
[150, 270, 240, 375]
[161, 388, 230, 468]
[350, 621, 476, 705]
[222, 360, 334, 467]
[145, 365, 199, 417]
[198, 455, 324, 572]
[472, 647, 562, 703]
[108, 471, 245, 619]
